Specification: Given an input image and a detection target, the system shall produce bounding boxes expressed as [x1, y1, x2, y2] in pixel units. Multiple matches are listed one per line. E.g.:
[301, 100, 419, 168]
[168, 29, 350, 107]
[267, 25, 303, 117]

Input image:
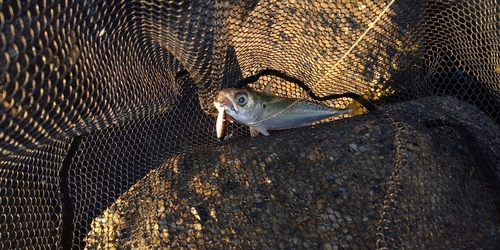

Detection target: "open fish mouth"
[214, 98, 236, 123]
[214, 95, 235, 112]
[224, 113, 236, 123]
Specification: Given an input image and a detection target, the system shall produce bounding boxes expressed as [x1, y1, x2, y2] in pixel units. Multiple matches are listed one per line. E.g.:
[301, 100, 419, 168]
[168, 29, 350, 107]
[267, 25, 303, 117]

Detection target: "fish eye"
[235, 92, 248, 106]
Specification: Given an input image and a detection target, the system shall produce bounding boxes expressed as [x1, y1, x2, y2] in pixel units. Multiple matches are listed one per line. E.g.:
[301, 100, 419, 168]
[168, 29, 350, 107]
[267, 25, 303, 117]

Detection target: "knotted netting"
[1, 0, 500, 249]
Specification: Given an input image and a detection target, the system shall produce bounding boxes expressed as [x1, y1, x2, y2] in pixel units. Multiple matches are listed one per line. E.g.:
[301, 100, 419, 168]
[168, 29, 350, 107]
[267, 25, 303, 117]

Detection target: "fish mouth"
[214, 94, 235, 113]
[225, 113, 236, 123]
[213, 99, 237, 123]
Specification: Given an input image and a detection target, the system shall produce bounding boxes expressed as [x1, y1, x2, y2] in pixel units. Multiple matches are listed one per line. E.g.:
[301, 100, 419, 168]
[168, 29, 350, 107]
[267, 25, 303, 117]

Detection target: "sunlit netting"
[1, 0, 500, 249]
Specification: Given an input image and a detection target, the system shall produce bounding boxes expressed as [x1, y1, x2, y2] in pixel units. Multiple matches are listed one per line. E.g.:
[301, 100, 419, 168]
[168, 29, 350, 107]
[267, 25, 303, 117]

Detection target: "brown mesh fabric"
[1, 0, 500, 249]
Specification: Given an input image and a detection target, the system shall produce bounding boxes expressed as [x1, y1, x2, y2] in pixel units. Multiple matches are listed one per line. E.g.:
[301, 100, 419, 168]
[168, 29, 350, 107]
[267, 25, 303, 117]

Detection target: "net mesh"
[1, 0, 500, 249]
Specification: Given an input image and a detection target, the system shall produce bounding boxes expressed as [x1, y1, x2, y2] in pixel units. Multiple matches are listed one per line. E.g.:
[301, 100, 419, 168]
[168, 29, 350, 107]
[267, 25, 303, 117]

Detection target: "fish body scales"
[255, 99, 345, 130]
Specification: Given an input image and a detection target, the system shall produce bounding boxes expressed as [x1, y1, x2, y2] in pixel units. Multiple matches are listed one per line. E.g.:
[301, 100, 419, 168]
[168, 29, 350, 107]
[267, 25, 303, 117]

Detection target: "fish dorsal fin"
[263, 82, 273, 94]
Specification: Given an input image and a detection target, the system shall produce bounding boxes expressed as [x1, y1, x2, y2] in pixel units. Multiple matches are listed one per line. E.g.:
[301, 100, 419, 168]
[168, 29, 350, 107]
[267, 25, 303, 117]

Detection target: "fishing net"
[1, 0, 500, 249]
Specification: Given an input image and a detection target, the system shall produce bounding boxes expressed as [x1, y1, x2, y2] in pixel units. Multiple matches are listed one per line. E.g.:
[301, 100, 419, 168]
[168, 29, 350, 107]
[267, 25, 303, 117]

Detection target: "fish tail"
[344, 94, 374, 116]
[343, 101, 359, 115]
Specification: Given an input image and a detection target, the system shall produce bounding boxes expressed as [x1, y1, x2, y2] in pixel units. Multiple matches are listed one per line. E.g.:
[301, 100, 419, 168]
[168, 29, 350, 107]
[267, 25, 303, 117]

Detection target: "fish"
[213, 84, 355, 137]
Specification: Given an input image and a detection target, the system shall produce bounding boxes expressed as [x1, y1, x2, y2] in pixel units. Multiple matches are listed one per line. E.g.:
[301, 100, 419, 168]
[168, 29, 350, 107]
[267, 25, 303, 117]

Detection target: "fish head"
[214, 88, 262, 125]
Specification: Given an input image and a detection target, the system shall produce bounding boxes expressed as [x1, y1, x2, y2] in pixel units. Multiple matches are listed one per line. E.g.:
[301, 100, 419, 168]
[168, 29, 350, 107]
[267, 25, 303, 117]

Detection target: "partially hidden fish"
[213, 84, 355, 137]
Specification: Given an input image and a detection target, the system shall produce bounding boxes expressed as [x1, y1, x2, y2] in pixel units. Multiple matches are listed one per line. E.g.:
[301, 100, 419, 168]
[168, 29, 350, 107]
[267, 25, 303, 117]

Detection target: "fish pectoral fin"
[249, 127, 260, 137]
[249, 126, 270, 137]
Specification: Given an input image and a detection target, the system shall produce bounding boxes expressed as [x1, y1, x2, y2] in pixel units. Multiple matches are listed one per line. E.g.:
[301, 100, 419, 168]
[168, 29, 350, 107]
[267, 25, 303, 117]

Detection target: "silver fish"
[214, 84, 354, 137]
